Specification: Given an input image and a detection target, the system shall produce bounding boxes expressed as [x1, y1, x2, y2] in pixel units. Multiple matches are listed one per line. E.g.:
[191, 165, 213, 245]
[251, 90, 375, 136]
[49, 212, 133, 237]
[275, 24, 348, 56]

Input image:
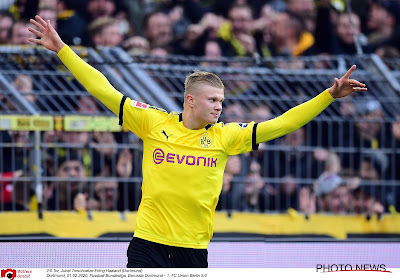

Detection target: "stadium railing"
[0, 45, 399, 220]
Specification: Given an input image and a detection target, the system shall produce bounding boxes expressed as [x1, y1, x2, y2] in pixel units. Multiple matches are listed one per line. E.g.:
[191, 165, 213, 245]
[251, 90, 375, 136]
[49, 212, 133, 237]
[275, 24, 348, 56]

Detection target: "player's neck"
[182, 110, 206, 130]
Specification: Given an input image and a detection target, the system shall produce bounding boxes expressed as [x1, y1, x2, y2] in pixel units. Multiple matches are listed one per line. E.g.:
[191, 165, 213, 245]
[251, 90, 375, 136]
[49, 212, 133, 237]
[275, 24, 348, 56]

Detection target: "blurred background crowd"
[0, 0, 399, 58]
[0, 0, 400, 217]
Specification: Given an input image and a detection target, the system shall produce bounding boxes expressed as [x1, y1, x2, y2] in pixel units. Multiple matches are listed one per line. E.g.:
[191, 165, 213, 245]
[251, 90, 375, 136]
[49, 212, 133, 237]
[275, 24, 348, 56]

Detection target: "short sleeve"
[221, 122, 257, 156]
[121, 98, 166, 140]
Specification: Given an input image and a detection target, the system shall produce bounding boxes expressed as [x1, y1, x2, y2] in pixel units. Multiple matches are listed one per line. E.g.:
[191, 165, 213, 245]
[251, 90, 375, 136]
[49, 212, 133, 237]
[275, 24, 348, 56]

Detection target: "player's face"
[192, 84, 224, 126]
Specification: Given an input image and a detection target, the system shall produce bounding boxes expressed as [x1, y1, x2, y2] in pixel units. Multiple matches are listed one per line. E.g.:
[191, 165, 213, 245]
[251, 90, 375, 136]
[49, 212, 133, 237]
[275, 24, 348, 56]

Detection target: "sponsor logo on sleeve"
[131, 100, 149, 109]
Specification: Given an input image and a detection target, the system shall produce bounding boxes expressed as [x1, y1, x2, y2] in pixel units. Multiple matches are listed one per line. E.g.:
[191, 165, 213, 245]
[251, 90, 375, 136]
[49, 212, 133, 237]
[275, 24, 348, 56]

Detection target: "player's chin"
[210, 116, 219, 123]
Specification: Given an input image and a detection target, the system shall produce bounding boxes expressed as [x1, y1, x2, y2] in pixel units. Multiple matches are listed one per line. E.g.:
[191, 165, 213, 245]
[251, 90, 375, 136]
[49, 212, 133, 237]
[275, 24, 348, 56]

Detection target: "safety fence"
[0, 45, 399, 219]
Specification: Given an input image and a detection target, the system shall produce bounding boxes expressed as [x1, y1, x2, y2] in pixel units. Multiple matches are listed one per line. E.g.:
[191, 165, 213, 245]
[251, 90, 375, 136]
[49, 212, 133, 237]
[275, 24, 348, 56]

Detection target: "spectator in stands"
[248, 103, 272, 123]
[338, 98, 390, 170]
[353, 99, 391, 149]
[92, 131, 118, 175]
[331, 12, 367, 55]
[218, 154, 242, 210]
[217, 4, 256, 57]
[8, 0, 39, 21]
[81, 0, 131, 46]
[160, 3, 190, 42]
[359, 152, 388, 182]
[270, 174, 300, 212]
[94, 178, 119, 210]
[200, 40, 223, 67]
[170, 11, 225, 56]
[221, 101, 245, 123]
[309, 2, 370, 55]
[116, 148, 141, 211]
[143, 11, 173, 51]
[10, 20, 34, 45]
[0, 11, 14, 44]
[358, 151, 390, 210]
[321, 151, 341, 175]
[0, 74, 34, 111]
[3, 177, 33, 211]
[87, 16, 123, 47]
[55, 130, 117, 177]
[122, 0, 147, 37]
[366, 0, 400, 51]
[85, 0, 118, 20]
[352, 183, 384, 215]
[286, 0, 316, 33]
[254, 4, 276, 59]
[51, 131, 90, 171]
[243, 159, 267, 212]
[298, 184, 316, 214]
[123, 35, 150, 55]
[56, 0, 87, 45]
[314, 172, 350, 213]
[269, 127, 320, 180]
[270, 11, 314, 57]
[11, 74, 36, 105]
[38, 4, 57, 31]
[197, 12, 226, 41]
[76, 95, 100, 114]
[246, 102, 273, 172]
[46, 154, 88, 210]
[71, 183, 101, 211]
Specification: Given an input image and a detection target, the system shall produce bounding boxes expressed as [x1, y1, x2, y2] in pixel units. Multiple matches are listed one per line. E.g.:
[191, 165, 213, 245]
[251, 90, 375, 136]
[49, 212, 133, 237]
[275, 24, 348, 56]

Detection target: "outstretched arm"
[28, 15, 123, 115]
[256, 65, 367, 144]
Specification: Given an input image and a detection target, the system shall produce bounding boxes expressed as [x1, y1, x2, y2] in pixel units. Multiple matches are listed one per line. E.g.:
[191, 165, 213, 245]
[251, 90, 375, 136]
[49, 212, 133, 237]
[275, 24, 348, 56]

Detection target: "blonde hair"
[184, 71, 224, 105]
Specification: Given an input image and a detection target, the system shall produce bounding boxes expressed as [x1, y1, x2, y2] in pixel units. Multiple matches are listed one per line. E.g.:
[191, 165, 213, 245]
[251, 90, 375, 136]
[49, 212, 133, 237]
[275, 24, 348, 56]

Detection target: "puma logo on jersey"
[162, 130, 172, 141]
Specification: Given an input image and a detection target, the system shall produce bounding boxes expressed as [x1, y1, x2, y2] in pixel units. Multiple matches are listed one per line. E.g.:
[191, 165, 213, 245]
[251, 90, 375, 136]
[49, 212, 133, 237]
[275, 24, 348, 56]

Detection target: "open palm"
[28, 15, 65, 53]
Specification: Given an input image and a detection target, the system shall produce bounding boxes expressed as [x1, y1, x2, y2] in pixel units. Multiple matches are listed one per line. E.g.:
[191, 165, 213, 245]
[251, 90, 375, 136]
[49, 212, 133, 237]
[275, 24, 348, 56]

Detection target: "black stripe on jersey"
[118, 96, 127, 126]
[252, 123, 259, 151]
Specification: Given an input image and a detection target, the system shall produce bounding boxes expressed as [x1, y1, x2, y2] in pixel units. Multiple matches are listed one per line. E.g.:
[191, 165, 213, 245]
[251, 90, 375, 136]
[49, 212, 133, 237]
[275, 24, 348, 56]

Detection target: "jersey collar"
[178, 113, 215, 130]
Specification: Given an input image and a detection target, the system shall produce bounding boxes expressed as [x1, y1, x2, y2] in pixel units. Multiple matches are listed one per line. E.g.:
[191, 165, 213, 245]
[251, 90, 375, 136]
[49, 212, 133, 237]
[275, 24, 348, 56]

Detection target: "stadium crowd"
[0, 0, 399, 216]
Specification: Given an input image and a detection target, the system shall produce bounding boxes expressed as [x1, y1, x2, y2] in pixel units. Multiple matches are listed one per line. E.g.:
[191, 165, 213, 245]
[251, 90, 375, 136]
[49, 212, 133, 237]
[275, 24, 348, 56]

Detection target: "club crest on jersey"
[199, 135, 212, 148]
[131, 100, 149, 109]
[237, 123, 249, 129]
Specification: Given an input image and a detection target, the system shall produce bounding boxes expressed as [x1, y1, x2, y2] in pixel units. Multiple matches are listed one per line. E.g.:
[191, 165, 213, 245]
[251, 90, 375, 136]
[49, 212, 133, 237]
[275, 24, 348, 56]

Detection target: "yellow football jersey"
[121, 100, 256, 248]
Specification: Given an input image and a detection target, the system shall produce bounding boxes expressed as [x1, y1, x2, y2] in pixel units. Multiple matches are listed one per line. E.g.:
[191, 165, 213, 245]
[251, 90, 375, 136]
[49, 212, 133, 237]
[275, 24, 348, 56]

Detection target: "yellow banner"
[0, 115, 53, 131]
[0, 211, 399, 239]
[64, 116, 121, 132]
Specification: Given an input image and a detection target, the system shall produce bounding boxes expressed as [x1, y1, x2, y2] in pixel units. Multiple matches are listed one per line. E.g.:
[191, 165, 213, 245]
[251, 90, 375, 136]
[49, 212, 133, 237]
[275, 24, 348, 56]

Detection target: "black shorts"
[127, 237, 208, 268]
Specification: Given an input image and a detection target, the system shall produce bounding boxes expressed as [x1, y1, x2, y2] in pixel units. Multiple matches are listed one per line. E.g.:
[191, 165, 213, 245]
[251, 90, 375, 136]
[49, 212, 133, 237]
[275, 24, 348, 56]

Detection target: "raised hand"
[28, 15, 65, 53]
[328, 65, 367, 99]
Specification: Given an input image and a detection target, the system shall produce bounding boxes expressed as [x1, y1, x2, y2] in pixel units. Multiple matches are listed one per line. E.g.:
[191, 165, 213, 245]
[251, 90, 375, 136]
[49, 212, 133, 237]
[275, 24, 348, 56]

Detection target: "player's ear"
[186, 94, 195, 108]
